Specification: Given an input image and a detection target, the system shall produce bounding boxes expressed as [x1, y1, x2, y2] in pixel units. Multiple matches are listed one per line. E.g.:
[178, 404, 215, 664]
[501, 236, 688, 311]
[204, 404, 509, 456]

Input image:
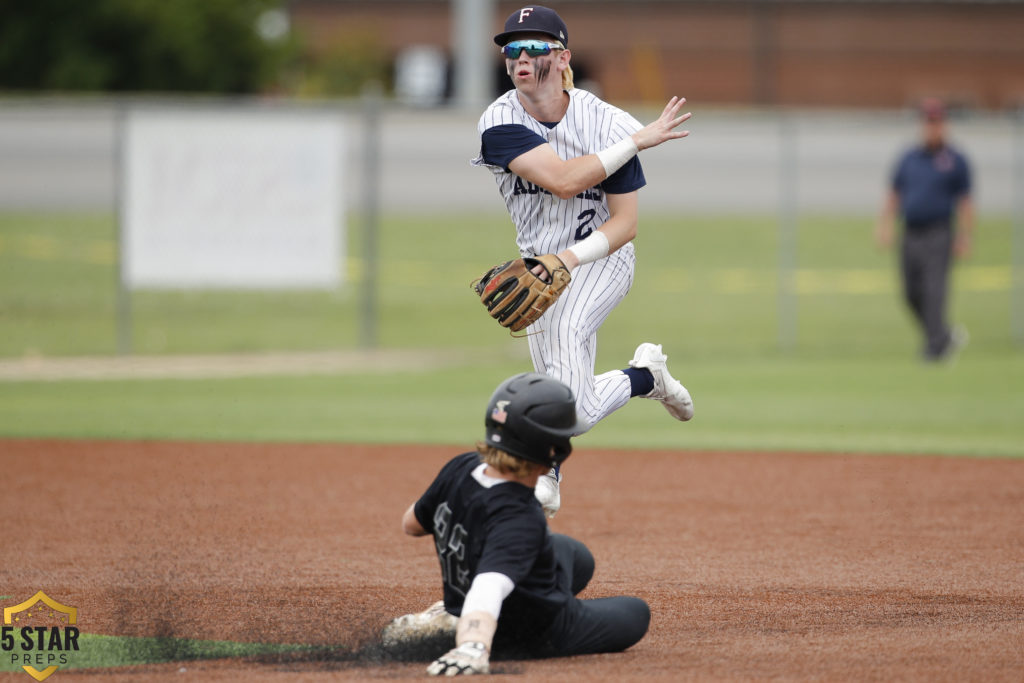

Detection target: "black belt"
[905, 219, 951, 232]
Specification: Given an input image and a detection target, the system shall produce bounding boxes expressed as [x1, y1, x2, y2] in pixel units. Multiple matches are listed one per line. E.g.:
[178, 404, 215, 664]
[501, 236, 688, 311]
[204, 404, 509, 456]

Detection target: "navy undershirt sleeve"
[480, 123, 646, 194]
[602, 156, 645, 194]
[480, 124, 548, 171]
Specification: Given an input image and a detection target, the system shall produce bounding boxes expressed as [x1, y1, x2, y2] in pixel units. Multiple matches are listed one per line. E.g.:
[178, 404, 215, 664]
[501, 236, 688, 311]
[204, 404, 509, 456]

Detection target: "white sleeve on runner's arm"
[461, 572, 515, 620]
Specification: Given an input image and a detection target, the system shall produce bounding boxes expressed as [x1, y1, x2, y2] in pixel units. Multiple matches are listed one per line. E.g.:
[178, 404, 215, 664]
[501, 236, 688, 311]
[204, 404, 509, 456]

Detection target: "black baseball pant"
[490, 533, 650, 659]
[536, 533, 650, 656]
[900, 224, 954, 359]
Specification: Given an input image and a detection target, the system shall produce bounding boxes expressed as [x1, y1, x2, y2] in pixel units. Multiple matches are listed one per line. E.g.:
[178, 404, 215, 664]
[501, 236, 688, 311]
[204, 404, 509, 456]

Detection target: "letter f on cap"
[519, 7, 534, 23]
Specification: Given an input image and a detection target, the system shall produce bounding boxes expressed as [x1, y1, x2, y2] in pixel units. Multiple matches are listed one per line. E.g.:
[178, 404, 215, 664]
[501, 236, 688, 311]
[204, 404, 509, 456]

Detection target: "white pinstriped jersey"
[471, 88, 644, 259]
[471, 89, 647, 432]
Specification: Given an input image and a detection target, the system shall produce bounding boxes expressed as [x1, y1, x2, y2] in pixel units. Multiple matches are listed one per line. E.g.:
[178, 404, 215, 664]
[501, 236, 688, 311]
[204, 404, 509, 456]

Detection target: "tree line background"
[0, 0, 386, 96]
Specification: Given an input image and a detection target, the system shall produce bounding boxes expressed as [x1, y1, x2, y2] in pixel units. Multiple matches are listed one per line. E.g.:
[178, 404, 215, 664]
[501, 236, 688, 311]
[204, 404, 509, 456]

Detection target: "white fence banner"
[121, 107, 344, 288]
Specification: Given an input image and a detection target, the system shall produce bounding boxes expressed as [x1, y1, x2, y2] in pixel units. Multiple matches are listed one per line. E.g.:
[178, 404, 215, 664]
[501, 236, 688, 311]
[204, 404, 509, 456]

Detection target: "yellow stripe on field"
[715, 268, 764, 293]
[794, 269, 891, 295]
[84, 241, 116, 265]
[22, 235, 60, 260]
[959, 266, 1011, 291]
[3, 243, 1015, 295]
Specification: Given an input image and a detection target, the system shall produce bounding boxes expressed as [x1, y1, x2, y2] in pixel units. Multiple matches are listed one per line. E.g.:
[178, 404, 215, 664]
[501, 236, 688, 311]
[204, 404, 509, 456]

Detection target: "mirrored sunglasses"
[500, 40, 562, 59]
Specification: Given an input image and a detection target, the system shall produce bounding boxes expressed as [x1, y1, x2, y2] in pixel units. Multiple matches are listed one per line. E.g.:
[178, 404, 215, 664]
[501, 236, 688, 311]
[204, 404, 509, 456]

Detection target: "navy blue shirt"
[891, 144, 971, 229]
[481, 123, 646, 195]
[414, 452, 571, 624]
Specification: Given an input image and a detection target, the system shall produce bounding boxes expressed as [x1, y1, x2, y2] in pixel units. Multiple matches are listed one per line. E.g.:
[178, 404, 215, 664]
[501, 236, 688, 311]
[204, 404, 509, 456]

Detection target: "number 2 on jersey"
[574, 209, 596, 241]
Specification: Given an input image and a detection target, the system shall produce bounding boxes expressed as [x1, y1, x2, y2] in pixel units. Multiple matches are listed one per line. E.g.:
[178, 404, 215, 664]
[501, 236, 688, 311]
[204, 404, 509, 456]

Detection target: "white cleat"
[629, 343, 694, 421]
[381, 600, 457, 647]
[947, 324, 969, 358]
[534, 468, 561, 519]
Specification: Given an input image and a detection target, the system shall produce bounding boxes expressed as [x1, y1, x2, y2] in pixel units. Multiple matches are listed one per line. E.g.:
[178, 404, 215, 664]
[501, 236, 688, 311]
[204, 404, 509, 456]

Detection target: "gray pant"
[900, 225, 954, 359]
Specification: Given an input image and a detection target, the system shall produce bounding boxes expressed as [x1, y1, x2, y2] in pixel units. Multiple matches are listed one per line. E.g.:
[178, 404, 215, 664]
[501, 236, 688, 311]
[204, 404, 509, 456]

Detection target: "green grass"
[1, 210, 1022, 457]
[1, 352, 1020, 456]
[0, 632, 344, 672]
[0, 210, 1021, 673]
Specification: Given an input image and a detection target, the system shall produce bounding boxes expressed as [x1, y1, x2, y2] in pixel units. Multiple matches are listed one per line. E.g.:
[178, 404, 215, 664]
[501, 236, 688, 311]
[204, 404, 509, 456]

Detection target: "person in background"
[876, 97, 974, 362]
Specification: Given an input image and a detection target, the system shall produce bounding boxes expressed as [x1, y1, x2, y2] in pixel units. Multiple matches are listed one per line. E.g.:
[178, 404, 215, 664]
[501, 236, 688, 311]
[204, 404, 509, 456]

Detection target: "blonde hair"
[555, 41, 574, 90]
[476, 443, 547, 478]
[562, 63, 574, 90]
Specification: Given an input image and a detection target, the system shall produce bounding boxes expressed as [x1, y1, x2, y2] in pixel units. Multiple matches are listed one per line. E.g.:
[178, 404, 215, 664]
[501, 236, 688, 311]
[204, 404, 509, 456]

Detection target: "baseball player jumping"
[382, 373, 650, 675]
[472, 5, 694, 517]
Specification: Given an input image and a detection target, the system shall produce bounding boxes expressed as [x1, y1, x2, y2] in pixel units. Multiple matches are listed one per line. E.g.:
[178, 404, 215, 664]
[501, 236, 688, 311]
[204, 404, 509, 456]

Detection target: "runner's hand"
[427, 641, 490, 676]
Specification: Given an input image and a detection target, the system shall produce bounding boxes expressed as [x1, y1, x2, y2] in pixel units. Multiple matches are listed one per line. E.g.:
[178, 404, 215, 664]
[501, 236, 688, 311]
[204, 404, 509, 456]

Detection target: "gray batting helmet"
[484, 372, 585, 468]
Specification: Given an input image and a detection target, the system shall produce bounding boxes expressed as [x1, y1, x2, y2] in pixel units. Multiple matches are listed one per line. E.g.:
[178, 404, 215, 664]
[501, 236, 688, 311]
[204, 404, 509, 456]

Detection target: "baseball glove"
[474, 254, 571, 333]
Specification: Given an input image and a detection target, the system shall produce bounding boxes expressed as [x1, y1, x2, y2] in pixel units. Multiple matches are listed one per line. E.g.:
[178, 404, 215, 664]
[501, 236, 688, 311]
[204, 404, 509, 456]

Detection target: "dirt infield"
[2, 439, 1022, 681]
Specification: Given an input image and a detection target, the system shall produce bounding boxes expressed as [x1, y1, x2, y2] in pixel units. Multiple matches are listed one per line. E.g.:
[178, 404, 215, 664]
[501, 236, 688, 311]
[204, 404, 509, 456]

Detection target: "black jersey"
[413, 452, 571, 625]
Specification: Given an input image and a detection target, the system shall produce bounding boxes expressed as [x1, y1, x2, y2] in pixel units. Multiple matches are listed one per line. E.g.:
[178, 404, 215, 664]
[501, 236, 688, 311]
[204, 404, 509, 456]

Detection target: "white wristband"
[567, 230, 610, 266]
[596, 136, 639, 177]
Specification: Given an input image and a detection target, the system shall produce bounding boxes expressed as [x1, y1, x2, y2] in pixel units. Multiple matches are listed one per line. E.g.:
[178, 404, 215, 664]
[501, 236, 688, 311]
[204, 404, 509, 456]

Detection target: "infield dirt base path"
[2, 440, 1022, 681]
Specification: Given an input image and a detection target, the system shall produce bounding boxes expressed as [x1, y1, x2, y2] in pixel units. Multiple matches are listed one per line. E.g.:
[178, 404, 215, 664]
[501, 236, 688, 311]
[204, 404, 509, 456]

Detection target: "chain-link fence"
[1, 97, 1021, 357]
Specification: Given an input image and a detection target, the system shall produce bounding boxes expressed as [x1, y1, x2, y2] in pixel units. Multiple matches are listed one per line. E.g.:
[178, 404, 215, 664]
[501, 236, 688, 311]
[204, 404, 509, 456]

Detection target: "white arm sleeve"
[596, 136, 639, 177]
[461, 572, 515, 621]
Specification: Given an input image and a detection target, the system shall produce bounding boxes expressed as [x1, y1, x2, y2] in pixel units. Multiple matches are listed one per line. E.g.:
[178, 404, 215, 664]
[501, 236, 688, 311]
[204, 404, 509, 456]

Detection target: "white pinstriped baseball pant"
[527, 249, 635, 433]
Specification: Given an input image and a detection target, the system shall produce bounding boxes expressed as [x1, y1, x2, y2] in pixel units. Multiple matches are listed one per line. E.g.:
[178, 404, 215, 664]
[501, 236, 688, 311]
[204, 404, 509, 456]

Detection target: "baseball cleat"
[629, 343, 694, 421]
[381, 600, 457, 647]
[946, 324, 969, 359]
[534, 468, 561, 519]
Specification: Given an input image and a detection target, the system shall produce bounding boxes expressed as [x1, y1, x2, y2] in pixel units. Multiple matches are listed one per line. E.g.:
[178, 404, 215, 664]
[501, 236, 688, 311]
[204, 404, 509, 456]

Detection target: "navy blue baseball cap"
[494, 6, 569, 47]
